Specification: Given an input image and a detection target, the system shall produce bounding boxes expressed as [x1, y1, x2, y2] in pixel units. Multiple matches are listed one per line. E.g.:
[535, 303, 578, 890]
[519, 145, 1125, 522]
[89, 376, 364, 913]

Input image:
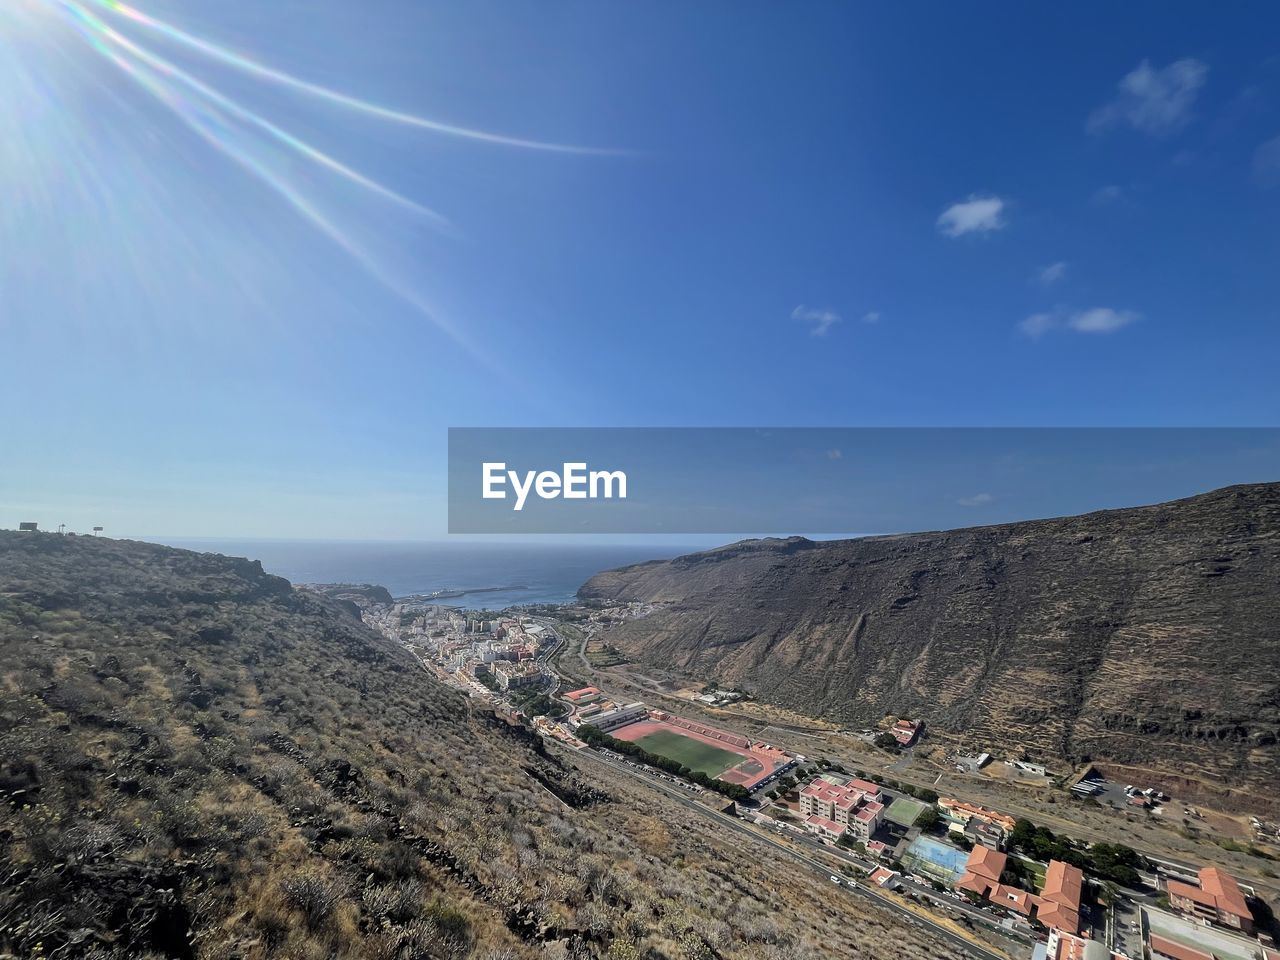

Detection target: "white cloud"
[791, 305, 841, 336]
[957, 493, 994, 507]
[1068, 307, 1139, 333]
[1091, 184, 1126, 206]
[1036, 262, 1068, 286]
[1020, 306, 1140, 338]
[1019, 312, 1059, 339]
[1253, 134, 1280, 187]
[1088, 58, 1208, 137]
[861, 311, 881, 324]
[826, 449, 843, 461]
[937, 196, 1006, 237]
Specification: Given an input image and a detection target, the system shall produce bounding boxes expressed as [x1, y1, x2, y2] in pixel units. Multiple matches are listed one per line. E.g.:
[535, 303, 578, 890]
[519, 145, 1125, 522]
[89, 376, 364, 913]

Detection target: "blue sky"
[2, 1, 1278, 539]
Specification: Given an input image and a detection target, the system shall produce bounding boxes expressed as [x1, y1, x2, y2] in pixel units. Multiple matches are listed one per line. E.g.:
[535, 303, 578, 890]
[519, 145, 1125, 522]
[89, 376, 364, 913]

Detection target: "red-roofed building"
[804, 815, 845, 841]
[850, 779, 884, 802]
[1036, 860, 1085, 935]
[1047, 929, 1132, 960]
[957, 844, 1007, 899]
[1167, 866, 1254, 934]
[892, 718, 923, 746]
[991, 884, 1037, 917]
[1149, 934, 1214, 960]
[958, 852, 1083, 935]
[799, 778, 884, 843]
[563, 686, 602, 704]
[868, 867, 901, 889]
[939, 797, 1017, 833]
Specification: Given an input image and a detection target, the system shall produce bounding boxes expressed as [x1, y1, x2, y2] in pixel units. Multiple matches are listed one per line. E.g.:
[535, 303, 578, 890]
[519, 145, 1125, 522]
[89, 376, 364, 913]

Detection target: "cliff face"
[581, 483, 1280, 808]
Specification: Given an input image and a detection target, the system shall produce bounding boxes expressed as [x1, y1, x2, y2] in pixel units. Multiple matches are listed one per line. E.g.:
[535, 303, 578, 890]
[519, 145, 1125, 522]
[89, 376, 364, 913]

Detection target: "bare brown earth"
[580, 483, 1280, 815]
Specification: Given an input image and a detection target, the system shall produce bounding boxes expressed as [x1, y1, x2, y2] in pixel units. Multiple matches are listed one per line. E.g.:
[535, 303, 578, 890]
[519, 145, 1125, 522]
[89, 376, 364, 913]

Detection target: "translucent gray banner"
[447, 427, 1280, 534]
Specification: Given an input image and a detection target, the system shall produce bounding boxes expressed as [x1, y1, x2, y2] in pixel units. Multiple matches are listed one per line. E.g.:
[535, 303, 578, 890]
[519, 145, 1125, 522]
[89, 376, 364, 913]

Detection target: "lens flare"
[75, 0, 622, 156]
[56, 0, 450, 227]
[4, 0, 618, 361]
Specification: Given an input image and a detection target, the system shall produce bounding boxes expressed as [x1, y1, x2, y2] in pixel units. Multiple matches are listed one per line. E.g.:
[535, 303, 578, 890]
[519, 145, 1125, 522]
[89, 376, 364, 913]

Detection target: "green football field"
[635, 730, 744, 777]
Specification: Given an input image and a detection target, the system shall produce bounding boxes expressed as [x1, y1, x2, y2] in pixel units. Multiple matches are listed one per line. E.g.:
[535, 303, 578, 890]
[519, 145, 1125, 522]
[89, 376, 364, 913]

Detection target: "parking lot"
[1110, 892, 1145, 959]
[1076, 775, 1167, 813]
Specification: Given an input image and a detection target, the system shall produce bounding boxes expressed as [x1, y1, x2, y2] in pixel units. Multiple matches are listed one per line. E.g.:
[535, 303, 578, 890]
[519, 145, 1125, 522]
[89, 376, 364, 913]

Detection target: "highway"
[549, 739, 1013, 960]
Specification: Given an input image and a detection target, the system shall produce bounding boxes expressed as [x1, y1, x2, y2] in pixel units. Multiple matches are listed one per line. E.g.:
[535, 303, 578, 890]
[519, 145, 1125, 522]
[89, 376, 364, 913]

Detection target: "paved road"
[551, 740, 1010, 960]
[794, 832, 1031, 939]
[888, 746, 916, 774]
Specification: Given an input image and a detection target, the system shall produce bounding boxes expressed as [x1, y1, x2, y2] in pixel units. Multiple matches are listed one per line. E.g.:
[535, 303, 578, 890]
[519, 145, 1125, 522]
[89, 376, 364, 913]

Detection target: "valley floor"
[548, 617, 1280, 912]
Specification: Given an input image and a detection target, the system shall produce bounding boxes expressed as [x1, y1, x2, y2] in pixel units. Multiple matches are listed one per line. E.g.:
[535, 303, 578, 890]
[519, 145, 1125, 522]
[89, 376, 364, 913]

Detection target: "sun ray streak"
[54, 0, 451, 229]
[51, 0, 492, 363]
[73, 0, 624, 155]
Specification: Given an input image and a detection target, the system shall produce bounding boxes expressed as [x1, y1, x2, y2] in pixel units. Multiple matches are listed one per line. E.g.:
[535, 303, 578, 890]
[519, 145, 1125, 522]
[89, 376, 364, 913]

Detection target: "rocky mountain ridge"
[580, 483, 1280, 810]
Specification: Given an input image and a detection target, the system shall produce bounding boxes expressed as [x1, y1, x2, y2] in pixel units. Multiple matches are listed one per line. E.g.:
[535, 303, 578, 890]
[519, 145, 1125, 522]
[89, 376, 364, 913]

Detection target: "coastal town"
[346, 590, 1280, 960]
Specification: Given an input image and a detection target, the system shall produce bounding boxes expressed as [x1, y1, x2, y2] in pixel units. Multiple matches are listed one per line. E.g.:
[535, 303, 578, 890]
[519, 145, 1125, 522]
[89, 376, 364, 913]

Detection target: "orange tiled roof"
[939, 797, 1017, 831]
[958, 872, 996, 897]
[966, 844, 1007, 882]
[957, 843, 1007, 897]
[1037, 860, 1084, 934]
[1167, 879, 1216, 908]
[869, 867, 898, 886]
[1149, 934, 1214, 960]
[991, 884, 1036, 916]
[1050, 930, 1129, 960]
[1199, 866, 1251, 920]
[1043, 860, 1083, 904]
[1036, 899, 1081, 936]
[805, 814, 844, 834]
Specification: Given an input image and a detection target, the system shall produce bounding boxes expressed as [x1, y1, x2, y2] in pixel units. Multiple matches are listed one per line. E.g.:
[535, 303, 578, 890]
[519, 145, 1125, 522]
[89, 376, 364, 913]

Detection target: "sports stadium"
[608, 710, 793, 790]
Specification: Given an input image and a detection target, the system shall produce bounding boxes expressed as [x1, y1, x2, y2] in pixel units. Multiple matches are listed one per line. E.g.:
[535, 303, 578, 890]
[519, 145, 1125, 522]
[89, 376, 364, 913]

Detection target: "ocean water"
[152, 539, 693, 609]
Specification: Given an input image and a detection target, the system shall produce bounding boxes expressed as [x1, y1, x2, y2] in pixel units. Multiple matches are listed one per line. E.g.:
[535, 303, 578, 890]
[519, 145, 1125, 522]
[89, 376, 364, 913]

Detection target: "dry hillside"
[0, 531, 964, 959]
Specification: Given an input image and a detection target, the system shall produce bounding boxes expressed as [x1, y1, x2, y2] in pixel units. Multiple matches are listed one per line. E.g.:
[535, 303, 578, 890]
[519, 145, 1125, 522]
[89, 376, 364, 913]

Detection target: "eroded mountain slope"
[581, 483, 1280, 810]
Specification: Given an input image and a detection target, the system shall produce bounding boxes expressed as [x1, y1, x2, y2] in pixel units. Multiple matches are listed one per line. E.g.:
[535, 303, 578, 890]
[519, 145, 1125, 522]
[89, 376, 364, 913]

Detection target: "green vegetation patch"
[884, 796, 927, 827]
[1009, 818, 1146, 888]
[633, 730, 744, 778]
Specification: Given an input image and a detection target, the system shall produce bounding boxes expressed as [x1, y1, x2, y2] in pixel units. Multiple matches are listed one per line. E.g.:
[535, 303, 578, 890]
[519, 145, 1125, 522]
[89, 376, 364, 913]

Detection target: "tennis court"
[901, 836, 969, 884]
[885, 796, 927, 827]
